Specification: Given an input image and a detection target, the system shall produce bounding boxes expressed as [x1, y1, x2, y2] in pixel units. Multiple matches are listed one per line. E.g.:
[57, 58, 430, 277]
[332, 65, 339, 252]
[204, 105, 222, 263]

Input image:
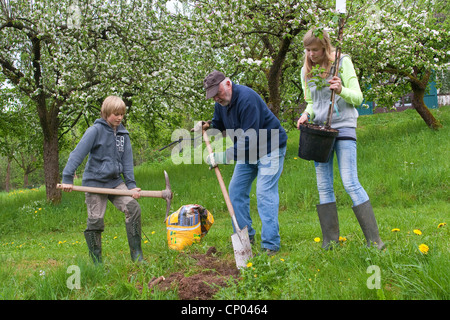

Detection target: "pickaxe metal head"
[162, 170, 173, 221]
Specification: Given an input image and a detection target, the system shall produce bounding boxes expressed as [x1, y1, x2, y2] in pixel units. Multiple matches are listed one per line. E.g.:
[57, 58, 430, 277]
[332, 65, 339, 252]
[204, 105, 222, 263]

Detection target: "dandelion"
[144, 240, 149, 244]
[314, 237, 321, 243]
[413, 229, 422, 235]
[113, 236, 118, 240]
[391, 228, 400, 232]
[339, 236, 347, 242]
[437, 223, 446, 228]
[151, 231, 156, 235]
[418, 244, 429, 254]
[246, 262, 253, 268]
[294, 157, 298, 160]
[280, 258, 285, 262]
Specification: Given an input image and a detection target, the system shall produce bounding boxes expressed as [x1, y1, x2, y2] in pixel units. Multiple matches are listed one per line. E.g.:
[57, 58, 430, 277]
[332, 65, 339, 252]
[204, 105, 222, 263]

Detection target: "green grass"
[1, 107, 449, 300]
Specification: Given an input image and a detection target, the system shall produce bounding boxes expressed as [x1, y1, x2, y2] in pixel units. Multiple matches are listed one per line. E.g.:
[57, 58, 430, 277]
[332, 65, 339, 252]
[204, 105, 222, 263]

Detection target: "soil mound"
[148, 247, 240, 300]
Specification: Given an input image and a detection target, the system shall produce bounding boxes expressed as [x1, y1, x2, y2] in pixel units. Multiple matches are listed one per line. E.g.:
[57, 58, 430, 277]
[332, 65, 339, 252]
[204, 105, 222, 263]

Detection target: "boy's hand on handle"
[130, 188, 141, 199]
[60, 184, 74, 192]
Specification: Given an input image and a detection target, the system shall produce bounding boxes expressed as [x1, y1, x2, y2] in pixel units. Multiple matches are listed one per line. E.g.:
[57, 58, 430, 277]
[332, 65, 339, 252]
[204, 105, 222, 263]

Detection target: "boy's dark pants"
[84, 183, 143, 263]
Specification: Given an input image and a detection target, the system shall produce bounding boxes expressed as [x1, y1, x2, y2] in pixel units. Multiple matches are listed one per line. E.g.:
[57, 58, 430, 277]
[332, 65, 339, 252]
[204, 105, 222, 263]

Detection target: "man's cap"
[203, 70, 226, 99]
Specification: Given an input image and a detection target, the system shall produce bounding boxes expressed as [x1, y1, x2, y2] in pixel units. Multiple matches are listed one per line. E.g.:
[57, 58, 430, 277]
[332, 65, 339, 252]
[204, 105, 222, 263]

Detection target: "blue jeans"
[228, 146, 286, 251]
[314, 140, 369, 206]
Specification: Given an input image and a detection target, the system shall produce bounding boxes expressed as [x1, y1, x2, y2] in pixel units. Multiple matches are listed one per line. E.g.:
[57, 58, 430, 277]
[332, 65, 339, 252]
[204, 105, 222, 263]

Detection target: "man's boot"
[126, 219, 143, 262]
[352, 200, 385, 250]
[316, 202, 339, 250]
[84, 230, 102, 263]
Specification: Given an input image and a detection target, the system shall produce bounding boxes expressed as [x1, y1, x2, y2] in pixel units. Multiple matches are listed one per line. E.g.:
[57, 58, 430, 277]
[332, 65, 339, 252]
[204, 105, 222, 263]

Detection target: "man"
[200, 70, 288, 255]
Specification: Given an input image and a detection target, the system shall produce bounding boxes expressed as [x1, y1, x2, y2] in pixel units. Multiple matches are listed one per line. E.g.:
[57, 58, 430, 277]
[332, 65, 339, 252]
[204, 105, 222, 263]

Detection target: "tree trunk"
[267, 65, 282, 118]
[410, 81, 442, 130]
[24, 173, 29, 188]
[36, 97, 62, 203]
[5, 157, 11, 193]
[42, 130, 61, 203]
[263, 26, 305, 118]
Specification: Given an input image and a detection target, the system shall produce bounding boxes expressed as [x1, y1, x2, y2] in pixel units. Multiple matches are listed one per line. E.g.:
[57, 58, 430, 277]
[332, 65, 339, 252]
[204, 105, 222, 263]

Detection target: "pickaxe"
[57, 171, 173, 220]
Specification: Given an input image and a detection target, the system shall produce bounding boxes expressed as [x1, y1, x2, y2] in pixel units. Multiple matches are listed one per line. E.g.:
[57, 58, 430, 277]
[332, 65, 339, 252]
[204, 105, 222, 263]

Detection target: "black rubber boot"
[126, 219, 143, 262]
[352, 200, 385, 250]
[316, 202, 339, 250]
[84, 230, 102, 264]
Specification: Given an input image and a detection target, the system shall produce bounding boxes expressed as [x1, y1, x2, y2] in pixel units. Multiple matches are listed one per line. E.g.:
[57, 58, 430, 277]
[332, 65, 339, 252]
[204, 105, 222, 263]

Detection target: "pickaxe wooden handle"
[57, 171, 173, 220]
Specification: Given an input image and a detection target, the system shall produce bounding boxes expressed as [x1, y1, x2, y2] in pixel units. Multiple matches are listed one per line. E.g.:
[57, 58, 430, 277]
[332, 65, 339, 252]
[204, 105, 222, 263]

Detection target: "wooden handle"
[202, 130, 241, 231]
[56, 184, 164, 198]
[326, 16, 345, 127]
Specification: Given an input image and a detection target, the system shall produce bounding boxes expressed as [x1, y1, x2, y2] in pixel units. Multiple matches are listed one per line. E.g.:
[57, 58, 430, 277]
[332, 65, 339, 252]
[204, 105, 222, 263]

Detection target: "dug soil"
[148, 246, 241, 300]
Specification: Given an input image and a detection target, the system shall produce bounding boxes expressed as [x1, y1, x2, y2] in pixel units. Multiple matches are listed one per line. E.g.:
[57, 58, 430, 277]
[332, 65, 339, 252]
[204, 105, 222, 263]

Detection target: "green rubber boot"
[126, 220, 143, 262]
[84, 230, 102, 264]
[316, 202, 340, 250]
[352, 200, 385, 250]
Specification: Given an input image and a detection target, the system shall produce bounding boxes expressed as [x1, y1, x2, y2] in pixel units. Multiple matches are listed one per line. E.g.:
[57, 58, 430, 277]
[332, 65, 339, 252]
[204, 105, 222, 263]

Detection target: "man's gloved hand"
[191, 120, 212, 132]
[206, 151, 227, 169]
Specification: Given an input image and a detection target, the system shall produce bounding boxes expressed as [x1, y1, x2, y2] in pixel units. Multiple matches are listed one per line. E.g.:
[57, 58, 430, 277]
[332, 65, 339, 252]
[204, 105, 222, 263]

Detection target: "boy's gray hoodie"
[62, 118, 137, 189]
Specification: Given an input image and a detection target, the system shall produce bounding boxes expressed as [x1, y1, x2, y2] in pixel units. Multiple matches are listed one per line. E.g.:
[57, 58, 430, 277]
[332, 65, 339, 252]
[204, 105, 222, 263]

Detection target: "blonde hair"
[302, 28, 336, 82]
[101, 96, 126, 119]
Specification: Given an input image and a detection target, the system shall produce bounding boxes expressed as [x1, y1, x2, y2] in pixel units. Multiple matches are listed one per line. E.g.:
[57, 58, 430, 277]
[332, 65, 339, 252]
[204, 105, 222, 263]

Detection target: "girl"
[297, 29, 384, 250]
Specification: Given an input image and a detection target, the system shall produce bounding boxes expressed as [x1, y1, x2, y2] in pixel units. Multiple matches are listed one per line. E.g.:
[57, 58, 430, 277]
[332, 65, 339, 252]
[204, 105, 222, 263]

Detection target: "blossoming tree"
[184, 0, 335, 118]
[0, 0, 201, 202]
[345, 0, 449, 129]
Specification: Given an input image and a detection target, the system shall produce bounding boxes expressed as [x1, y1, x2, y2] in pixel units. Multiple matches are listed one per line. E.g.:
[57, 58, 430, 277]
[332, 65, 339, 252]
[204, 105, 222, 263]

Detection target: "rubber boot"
[84, 230, 102, 263]
[126, 219, 143, 262]
[316, 202, 339, 250]
[352, 200, 385, 250]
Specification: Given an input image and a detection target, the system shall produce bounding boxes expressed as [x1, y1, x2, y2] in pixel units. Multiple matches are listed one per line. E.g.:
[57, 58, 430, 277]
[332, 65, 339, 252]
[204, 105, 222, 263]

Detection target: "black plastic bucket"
[298, 124, 339, 163]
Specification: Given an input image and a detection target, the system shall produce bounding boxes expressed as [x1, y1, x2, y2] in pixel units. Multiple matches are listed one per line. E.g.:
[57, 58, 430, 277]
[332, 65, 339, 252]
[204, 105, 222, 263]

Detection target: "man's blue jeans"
[314, 140, 369, 206]
[228, 146, 286, 251]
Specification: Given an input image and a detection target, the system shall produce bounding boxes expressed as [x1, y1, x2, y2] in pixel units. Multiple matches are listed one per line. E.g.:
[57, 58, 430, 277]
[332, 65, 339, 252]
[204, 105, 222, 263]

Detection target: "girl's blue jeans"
[228, 146, 286, 251]
[314, 140, 369, 206]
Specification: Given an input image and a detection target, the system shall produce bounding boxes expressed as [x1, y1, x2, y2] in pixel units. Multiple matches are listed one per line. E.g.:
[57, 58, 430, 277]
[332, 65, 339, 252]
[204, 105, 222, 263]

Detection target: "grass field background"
[1, 107, 448, 300]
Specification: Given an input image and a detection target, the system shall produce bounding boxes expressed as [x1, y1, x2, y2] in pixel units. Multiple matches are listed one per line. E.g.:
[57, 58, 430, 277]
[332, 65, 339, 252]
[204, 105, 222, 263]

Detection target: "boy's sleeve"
[62, 126, 97, 184]
[339, 56, 363, 107]
[301, 67, 314, 118]
[121, 134, 137, 190]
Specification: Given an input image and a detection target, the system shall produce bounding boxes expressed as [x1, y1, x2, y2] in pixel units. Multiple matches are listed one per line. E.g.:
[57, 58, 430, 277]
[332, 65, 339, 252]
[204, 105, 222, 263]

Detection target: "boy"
[61, 96, 143, 262]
